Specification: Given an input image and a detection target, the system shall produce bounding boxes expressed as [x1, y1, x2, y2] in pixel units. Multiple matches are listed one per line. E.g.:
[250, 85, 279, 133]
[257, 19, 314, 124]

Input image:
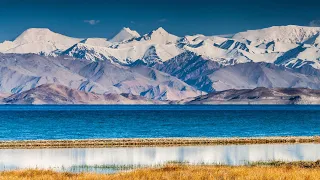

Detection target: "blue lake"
[0, 105, 320, 140]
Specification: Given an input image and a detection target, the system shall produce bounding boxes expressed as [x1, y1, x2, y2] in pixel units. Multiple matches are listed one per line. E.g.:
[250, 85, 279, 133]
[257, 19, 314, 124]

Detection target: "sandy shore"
[0, 136, 319, 149]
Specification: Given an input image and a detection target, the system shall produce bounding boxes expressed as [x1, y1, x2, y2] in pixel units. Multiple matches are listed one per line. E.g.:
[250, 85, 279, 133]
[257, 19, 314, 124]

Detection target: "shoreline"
[0, 136, 320, 149]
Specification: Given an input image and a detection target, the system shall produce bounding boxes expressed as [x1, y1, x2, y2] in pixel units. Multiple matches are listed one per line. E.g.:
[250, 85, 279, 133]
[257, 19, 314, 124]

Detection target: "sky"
[0, 0, 320, 42]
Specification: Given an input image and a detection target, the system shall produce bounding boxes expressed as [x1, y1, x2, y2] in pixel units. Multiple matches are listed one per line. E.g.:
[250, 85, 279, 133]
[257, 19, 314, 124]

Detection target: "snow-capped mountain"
[63, 27, 183, 64]
[1, 25, 319, 69]
[274, 44, 320, 69]
[233, 25, 320, 46]
[1, 25, 320, 103]
[136, 27, 180, 44]
[0, 28, 82, 55]
[109, 27, 140, 43]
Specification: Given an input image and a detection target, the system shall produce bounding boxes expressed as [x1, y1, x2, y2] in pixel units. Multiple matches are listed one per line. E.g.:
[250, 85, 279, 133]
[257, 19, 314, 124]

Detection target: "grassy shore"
[2, 161, 320, 180]
[1, 136, 320, 149]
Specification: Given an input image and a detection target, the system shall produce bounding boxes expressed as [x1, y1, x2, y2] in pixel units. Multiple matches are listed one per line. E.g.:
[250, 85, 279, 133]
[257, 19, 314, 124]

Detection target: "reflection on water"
[1, 143, 320, 173]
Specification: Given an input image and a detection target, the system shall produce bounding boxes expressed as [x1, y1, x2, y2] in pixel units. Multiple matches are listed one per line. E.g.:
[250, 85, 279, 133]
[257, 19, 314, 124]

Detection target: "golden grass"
[2, 163, 320, 180]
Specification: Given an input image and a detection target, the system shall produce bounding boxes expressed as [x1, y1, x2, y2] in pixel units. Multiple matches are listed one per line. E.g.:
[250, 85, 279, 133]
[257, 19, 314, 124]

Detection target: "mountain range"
[0, 25, 320, 104]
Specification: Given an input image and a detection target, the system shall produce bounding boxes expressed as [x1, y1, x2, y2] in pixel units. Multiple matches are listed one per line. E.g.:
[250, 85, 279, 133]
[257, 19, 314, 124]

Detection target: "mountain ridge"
[0, 53, 201, 100]
[0, 25, 320, 103]
[3, 84, 163, 104]
[1, 25, 320, 69]
[183, 87, 320, 104]
[2, 84, 320, 104]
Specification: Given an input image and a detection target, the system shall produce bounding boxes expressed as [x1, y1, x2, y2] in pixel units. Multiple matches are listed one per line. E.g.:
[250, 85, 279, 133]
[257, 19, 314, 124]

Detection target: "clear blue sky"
[0, 0, 319, 42]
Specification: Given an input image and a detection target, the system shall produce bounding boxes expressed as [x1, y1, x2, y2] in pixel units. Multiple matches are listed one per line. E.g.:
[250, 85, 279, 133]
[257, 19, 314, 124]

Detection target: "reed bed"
[2, 161, 320, 180]
[0, 136, 320, 149]
[66, 160, 320, 170]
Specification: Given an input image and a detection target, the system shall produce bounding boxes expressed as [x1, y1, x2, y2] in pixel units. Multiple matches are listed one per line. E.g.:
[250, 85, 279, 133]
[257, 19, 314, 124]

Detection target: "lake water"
[0, 105, 320, 140]
[1, 105, 320, 173]
[1, 143, 320, 173]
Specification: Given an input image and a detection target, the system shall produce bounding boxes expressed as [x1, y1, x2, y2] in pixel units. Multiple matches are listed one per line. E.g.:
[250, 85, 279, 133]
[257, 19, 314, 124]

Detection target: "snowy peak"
[141, 27, 179, 44]
[233, 25, 320, 45]
[0, 25, 320, 71]
[109, 27, 140, 42]
[62, 43, 115, 62]
[13, 28, 81, 45]
[2, 28, 82, 55]
[152, 27, 168, 34]
[14, 28, 55, 43]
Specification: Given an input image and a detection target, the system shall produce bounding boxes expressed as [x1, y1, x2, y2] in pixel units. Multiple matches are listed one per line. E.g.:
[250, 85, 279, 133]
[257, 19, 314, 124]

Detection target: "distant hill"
[1, 84, 320, 104]
[183, 87, 320, 104]
[3, 84, 163, 104]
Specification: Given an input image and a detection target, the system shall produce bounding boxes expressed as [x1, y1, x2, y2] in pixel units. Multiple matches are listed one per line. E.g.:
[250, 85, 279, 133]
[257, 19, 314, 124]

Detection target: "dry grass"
[1, 136, 320, 149]
[2, 163, 320, 180]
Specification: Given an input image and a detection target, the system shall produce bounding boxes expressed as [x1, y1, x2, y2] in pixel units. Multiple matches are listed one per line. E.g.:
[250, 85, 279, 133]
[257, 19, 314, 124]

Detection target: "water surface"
[0, 143, 320, 173]
[0, 105, 320, 140]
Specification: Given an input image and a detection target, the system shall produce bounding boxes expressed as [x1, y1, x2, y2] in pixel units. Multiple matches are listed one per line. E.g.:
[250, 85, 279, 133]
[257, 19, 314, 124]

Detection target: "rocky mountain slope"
[0, 53, 201, 101]
[2, 85, 320, 104]
[183, 87, 320, 104]
[3, 84, 162, 104]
